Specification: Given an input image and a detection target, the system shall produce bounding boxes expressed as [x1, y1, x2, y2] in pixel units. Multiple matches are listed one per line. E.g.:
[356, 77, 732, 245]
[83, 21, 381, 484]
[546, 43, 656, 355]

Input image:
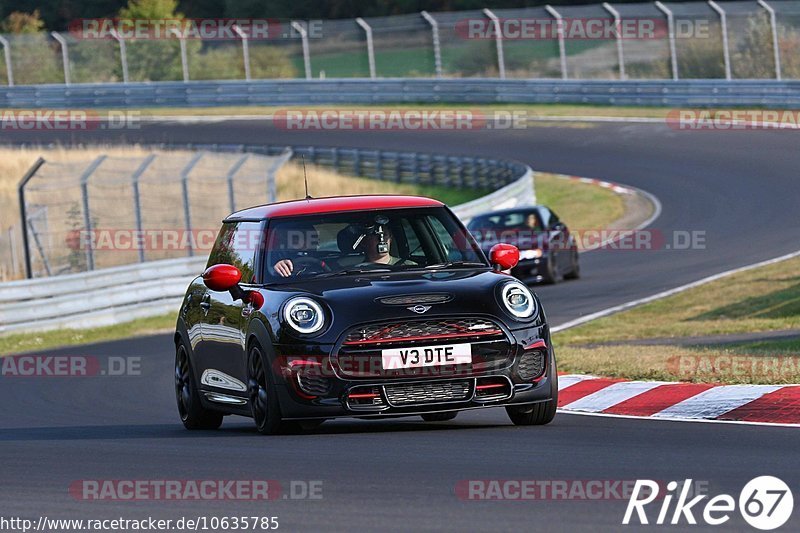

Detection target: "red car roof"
[227, 195, 444, 220]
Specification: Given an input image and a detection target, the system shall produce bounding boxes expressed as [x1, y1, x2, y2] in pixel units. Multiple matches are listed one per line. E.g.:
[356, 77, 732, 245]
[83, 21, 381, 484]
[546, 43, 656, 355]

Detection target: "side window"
[207, 221, 263, 283]
[538, 208, 551, 229]
[549, 210, 561, 228]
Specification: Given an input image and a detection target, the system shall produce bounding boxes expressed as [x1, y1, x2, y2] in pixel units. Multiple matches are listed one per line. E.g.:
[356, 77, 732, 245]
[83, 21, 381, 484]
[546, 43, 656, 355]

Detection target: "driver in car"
[272, 222, 320, 278]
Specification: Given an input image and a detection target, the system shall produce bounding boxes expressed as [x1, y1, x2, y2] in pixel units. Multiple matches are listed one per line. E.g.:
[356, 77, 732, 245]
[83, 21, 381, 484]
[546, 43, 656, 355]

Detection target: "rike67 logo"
[624, 477, 793, 530]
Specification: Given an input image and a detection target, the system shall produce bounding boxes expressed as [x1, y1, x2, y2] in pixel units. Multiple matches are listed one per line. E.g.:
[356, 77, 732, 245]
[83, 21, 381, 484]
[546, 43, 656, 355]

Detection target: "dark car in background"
[174, 195, 558, 435]
[467, 206, 580, 284]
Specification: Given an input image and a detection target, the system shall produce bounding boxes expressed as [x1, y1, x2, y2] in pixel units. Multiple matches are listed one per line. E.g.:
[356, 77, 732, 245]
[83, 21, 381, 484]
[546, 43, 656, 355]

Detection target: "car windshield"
[263, 207, 486, 283]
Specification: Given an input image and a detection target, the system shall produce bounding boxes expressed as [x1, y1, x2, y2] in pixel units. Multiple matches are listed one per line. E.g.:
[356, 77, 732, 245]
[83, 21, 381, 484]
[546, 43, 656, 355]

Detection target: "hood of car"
[261, 269, 533, 343]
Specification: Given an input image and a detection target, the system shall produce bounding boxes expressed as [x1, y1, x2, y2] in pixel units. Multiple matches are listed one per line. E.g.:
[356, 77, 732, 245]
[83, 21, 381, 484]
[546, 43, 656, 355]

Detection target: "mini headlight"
[520, 249, 543, 260]
[283, 297, 325, 334]
[500, 282, 537, 319]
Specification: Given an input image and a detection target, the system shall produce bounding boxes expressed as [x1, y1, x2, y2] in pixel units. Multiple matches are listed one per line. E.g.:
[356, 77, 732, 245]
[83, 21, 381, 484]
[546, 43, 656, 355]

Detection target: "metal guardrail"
[2, 79, 799, 108]
[3, 144, 533, 334]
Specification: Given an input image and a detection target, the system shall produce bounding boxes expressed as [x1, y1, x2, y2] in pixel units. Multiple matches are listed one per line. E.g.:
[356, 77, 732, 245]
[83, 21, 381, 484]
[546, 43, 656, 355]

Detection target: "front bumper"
[510, 256, 548, 282]
[271, 324, 554, 420]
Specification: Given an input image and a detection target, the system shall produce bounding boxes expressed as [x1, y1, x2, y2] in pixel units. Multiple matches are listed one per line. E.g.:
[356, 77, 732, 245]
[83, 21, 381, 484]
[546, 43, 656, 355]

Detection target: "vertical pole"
[130, 154, 156, 263]
[603, 3, 626, 80]
[267, 149, 292, 203]
[79, 155, 108, 271]
[355, 18, 376, 79]
[482, 9, 506, 79]
[180, 152, 204, 257]
[291, 21, 312, 79]
[655, 1, 679, 80]
[708, 0, 732, 80]
[51, 32, 71, 85]
[9, 226, 19, 277]
[17, 157, 45, 279]
[170, 28, 189, 82]
[758, 0, 782, 81]
[232, 24, 251, 81]
[545, 5, 568, 80]
[421, 11, 443, 78]
[111, 29, 129, 83]
[0, 35, 14, 86]
[226, 154, 250, 212]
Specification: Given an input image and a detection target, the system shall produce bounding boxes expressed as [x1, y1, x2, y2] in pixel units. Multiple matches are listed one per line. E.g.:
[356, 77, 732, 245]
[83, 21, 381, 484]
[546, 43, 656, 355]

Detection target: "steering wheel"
[291, 256, 330, 276]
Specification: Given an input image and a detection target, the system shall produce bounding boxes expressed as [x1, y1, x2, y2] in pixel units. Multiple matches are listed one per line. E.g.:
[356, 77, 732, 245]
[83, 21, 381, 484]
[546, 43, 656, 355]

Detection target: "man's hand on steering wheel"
[273, 256, 329, 278]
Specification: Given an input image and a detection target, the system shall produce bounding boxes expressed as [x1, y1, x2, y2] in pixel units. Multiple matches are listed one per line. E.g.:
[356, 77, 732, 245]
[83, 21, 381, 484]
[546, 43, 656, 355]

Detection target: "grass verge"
[554, 256, 800, 384]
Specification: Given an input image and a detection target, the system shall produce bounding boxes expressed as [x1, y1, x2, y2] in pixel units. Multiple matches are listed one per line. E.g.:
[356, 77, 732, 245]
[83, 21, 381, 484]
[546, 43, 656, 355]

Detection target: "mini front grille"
[376, 293, 454, 306]
[384, 380, 472, 406]
[347, 386, 386, 410]
[344, 318, 503, 346]
[517, 351, 546, 380]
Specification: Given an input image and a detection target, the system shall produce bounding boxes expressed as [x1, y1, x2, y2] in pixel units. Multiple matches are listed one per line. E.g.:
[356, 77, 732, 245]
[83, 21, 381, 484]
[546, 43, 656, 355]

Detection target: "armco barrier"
[1, 148, 533, 334]
[2, 79, 800, 108]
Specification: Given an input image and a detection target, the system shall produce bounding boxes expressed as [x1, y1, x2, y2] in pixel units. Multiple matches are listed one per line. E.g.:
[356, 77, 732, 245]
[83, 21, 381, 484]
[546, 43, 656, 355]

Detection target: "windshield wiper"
[424, 261, 487, 269]
[314, 268, 393, 278]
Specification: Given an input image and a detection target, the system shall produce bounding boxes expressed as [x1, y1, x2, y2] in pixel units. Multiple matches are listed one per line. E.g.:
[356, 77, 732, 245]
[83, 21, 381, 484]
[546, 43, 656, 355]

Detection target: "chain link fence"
[11, 148, 291, 279]
[0, 2, 798, 85]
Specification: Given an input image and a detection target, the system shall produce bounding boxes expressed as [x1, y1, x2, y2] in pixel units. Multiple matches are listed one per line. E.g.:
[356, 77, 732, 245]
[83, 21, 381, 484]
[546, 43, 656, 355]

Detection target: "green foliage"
[1, 10, 45, 33]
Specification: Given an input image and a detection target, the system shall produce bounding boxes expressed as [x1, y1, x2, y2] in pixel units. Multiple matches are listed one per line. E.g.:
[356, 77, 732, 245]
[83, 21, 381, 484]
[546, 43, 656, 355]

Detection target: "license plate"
[381, 343, 472, 370]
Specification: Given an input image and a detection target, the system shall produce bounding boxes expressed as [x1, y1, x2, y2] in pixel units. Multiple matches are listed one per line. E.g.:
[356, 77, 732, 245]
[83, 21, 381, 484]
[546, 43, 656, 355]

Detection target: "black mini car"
[467, 206, 580, 284]
[174, 195, 558, 434]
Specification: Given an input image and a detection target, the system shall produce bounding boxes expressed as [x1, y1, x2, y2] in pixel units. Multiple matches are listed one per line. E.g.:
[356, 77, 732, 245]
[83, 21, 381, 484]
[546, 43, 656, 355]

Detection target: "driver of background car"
[271, 221, 320, 278]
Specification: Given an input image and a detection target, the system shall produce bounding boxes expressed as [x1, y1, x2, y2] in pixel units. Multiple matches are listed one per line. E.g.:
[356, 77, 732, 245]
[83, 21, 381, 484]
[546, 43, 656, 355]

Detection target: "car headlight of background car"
[283, 297, 326, 334]
[519, 249, 543, 260]
[499, 281, 538, 320]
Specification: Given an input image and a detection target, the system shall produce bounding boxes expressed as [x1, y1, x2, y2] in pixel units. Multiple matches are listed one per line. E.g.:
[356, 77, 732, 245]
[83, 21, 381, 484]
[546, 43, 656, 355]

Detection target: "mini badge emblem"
[408, 305, 432, 314]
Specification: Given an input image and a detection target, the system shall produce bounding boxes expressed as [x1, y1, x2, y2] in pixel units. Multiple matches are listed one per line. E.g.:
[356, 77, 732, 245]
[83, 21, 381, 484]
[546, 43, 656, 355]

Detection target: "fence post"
[0, 35, 14, 86]
[708, 0, 732, 80]
[232, 24, 251, 81]
[17, 158, 45, 279]
[482, 9, 506, 79]
[291, 21, 312, 79]
[267, 149, 292, 203]
[169, 28, 189, 82]
[226, 154, 250, 212]
[8, 225, 18, 277]
[421, 11, 443, 78]
[602, 3, 626, 80]
[79, 155, 108, 271]
[655, 1, 679, 80]
[109, 29, 129, 83]
[180, 153, 204, 256]
[130, 154, 156, 263]
[355, 18, 376, 79]
[758, 0, 782, 81]
[545, 5, 568, 80]
[51, 32, 71, 85]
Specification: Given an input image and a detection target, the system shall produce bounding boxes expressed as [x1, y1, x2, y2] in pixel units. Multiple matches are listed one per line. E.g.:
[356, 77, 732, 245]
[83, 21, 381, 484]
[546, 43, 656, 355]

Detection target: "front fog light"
[283, 297, 325, 334]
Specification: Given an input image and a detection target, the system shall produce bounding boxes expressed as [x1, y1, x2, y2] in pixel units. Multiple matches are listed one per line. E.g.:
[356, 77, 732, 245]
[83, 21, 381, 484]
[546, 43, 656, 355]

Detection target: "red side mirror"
[203, 264, 242, 292]
[489, 243, 520, 271]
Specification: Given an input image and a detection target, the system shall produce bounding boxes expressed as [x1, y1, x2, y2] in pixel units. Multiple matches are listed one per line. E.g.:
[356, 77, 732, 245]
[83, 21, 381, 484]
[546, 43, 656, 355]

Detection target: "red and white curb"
[559, 175, 635, 195]
[557, 375, 800, 426]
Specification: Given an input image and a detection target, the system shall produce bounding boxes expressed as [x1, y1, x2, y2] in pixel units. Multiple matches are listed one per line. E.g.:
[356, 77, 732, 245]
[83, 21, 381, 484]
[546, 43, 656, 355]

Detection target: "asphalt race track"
[2, 121, 799, 531]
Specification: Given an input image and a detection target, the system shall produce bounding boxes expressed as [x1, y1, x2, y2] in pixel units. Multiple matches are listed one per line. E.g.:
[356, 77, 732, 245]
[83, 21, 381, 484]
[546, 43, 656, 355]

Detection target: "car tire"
[175, 342, 224, 430]
[421, 412, 458, 422]
[541, 256, 558, 284]
[563, 250, 581, 280]
[247, 342, 288, 435]
[505, 352, 558, 426]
